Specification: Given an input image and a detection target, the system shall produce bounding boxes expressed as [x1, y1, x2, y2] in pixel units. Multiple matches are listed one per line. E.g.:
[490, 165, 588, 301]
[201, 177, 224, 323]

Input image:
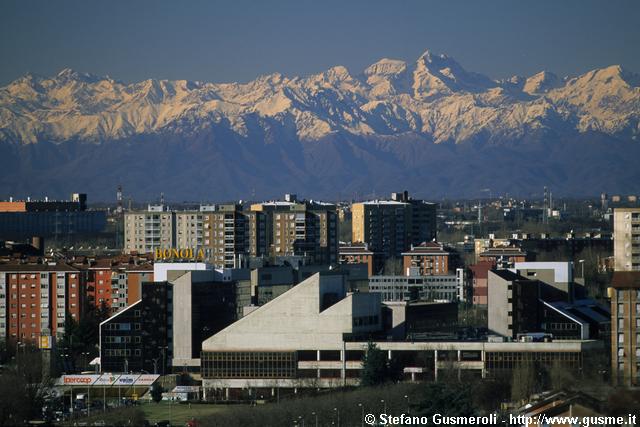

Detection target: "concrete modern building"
[610, 271, 640, 387]
[201, 273, 382, 392]
[200, 273, 603, 396]
[352, 192, 436, 258]
[613, 208, 640, 271]
[488, 270, 540, 339]
[100, 267, 236, 374]
[488, 268, 609, 341]
[513, 262, 574, 296]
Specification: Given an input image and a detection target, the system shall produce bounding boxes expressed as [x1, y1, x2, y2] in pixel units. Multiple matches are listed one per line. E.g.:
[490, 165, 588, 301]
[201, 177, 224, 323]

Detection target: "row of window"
[201, 351, 297, 379]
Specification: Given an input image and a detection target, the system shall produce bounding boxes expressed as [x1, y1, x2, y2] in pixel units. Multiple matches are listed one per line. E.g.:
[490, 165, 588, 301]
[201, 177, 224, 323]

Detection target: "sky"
[1, 0, 639, 86]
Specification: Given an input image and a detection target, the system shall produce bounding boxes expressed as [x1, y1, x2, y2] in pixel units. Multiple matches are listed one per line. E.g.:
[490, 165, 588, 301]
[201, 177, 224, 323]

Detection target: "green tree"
[511, 362, 542, 403]
[0, 346, 49, 426]
[360, 342, 389, 387]
[412, 382, 476, 417]
[150, 382, 164, 403]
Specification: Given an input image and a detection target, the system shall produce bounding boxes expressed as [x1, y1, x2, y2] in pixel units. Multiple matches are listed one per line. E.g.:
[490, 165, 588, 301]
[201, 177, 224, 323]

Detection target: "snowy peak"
[0, 50, 639, 145]
[412, 49, 496, 98]
[523, 71, 560, 94]
[364, 58, 407, 77]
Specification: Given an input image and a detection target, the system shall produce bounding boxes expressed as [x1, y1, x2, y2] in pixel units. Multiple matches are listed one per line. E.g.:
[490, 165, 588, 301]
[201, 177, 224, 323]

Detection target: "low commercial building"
[0, 194, 106, 241]
[200, 273, 603, 396]
[369, 273, 462, 302]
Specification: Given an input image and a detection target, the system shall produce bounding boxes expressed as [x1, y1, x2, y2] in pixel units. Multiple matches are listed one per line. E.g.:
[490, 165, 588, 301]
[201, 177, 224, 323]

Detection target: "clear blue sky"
[1, 0, 639, 86]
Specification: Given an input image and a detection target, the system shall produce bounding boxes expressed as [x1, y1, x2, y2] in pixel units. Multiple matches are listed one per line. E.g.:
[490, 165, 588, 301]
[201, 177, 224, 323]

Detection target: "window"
[619, 333, 625, 344]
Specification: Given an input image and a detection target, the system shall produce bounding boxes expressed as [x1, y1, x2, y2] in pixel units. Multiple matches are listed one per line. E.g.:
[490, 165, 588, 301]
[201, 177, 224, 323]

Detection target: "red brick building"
[81, 256, 154, 312]
[0, 263, 85, 347]
[339, 243, 384, 276]
[478, 247, 527, 265]
[469, 260, 495, 306]
[401, 241, 450, 275]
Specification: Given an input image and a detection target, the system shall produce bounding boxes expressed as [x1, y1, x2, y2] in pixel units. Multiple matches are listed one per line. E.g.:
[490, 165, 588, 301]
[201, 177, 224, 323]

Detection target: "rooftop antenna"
[116, 184, 123, 214]
[160, 192, 165, 205]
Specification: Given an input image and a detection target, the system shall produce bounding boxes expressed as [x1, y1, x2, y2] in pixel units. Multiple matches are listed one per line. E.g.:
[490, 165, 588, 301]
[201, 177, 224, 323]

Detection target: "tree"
[0, 346, 49, 426]
[412, 382, 476, 417]
[360, 343, 389, 387]
[384, 257, 403, 275]
[150, 382, 164, 403]
[511, 362, 542, 403]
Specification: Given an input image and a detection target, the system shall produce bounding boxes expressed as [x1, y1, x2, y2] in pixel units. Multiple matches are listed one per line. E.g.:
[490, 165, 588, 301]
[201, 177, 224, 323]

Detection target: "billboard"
[58, 375, 101, 386]
[94, 373, 120, 386]
[135, 374, 160, 386]
[114, 374, 140, 386]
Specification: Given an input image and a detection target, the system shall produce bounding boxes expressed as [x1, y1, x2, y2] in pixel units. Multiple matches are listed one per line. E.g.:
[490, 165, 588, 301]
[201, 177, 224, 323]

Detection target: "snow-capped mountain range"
[0, 49, 639, 200]
[2, 49, 639, 145]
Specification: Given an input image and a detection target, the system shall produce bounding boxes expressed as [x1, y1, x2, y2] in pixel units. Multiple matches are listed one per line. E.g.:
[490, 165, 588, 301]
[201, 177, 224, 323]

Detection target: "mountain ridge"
[0, 49, 639, 200]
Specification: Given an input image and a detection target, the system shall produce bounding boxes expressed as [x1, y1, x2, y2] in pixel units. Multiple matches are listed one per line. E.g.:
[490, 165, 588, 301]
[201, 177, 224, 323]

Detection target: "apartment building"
[610, 271, 640, 387]
[402, 241, 450, 275]
[250, 194, 338, 265]
[124, 205, 176, 253]
[339, 243, 384, 276]
[0, 263, 85, 347]
[614, 208, 640, 271]
[83, 256, 154, 312]
[352, 191, 436, 258]
[125, 196, 337, 267]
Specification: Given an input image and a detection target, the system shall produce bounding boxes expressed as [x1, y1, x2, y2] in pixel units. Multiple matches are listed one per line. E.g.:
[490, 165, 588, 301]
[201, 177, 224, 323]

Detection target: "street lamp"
[312, 411, 318, 427]
[358, 403, 364, 427]
[381, 399, 386, 414]
[404, 395, 410, 415]
[334, 407, 340, 427]
[578, 259, 585, 279]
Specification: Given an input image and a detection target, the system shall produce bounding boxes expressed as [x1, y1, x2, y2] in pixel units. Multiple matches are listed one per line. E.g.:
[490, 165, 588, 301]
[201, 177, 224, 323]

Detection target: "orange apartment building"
[0, 263, 85, 347]
[339, 243, 384, 276]
[83, 257, 154, 312]
[401, 241, 450, 275]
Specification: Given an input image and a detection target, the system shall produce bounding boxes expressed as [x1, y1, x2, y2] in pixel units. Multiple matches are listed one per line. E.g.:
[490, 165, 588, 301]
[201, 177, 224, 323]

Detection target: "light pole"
[334, 407, 340, 427]
[358, 403, 364, 427]
[312, 411, 318, 427]
[381, 399, 386, 414]
[404, 395, 410, 415]
[299, 415, 304, 427]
